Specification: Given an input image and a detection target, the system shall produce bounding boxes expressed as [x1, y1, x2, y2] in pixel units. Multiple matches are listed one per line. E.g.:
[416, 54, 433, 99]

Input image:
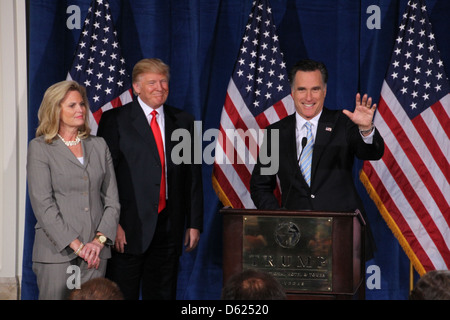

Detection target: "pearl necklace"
[58, 133, 81, 147]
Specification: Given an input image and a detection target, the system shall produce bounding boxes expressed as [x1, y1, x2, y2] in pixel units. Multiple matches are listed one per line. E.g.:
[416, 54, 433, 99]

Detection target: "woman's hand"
[80, 241, 103, 269]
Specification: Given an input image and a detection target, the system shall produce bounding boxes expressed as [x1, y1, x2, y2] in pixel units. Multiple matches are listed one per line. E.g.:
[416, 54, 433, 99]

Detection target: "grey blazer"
[27, 135, 120, 263]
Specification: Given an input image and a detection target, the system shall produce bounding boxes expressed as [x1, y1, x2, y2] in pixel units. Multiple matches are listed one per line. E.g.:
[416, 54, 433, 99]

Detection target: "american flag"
[67, 0, 133, 135]
[212, 0, 294, 209]
[360, 0, 450, 275]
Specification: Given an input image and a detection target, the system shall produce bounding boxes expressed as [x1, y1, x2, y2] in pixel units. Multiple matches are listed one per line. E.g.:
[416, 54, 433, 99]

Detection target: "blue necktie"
[299, 122, 314, 186]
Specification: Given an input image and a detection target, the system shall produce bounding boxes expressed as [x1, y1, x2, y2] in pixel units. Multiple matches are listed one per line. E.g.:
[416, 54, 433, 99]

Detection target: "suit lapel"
[81, 137, 93, 168]
[163, 106, 177, 172]
[130, 100, 161, 165]
[311, 108, 337, 180]
[53, 138, 85, 168]
[282, 114, 303, 180]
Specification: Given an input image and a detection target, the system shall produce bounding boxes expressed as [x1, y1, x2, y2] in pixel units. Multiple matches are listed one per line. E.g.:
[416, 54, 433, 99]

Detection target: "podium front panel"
[242, 215, 333, 292]
[221, 209, 365, 299]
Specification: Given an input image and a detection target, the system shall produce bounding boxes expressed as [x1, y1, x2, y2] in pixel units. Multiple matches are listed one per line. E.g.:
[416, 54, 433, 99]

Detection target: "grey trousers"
[32, 257, 107, 300]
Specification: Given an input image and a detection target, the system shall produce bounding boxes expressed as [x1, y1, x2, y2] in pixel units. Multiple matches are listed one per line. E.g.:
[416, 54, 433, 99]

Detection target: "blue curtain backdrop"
[23, 0, 450, 300]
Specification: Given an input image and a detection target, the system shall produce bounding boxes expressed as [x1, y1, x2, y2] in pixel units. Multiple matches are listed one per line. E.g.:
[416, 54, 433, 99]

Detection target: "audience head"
[221, 269, 287, 300]
[68, 277, 124, 300]
[410, 270, 450, 300]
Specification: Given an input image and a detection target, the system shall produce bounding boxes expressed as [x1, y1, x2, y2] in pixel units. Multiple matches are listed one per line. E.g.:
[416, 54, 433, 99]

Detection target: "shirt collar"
[295, 110, 322, 131]
[137, 96, 164, 117]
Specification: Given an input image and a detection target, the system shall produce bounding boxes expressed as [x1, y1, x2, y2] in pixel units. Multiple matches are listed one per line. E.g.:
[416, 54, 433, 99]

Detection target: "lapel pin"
[325, 127, 332, 132]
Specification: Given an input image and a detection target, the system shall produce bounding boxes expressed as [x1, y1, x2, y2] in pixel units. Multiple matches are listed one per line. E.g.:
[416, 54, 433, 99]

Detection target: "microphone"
[298, 137, 307, 162]
[283, 137, 307, 209]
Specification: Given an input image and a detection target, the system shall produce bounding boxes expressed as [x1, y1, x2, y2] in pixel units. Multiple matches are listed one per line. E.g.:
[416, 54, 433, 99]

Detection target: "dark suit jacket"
[251, 107, 384, 212]
[97, 100, 203, 255]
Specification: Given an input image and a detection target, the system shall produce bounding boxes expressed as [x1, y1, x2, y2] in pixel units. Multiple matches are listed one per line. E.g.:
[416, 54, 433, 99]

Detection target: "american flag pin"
[325, 127, 332, 132]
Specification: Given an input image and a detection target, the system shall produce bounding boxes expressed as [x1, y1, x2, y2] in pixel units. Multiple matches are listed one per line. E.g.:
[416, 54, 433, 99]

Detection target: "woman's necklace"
[58, 132, 81, 147]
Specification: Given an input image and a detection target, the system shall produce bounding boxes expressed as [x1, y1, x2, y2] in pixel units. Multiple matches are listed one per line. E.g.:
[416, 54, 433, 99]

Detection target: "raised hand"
[343, 93, 377, 134]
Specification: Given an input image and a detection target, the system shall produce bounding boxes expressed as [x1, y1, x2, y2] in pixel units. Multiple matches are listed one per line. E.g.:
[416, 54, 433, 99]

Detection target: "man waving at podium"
[250, 59, 384, 258]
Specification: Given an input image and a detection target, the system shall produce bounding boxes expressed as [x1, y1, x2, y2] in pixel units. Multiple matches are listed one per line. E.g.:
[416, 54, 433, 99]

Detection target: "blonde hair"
[36, 80, 91, 143]
[132, 58, 170, 94]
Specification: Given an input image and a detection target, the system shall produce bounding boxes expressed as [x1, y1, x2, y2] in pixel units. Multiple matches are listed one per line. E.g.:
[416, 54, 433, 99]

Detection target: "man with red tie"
[98, 58, 203, 300]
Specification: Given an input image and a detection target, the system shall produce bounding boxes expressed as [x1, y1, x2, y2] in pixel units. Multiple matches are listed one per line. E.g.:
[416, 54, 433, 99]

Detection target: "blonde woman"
[27, 80, 120, 299]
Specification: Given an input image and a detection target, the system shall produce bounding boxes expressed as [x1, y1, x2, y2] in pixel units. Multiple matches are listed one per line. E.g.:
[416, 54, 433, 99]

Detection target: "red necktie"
[150, 110, 166, 213]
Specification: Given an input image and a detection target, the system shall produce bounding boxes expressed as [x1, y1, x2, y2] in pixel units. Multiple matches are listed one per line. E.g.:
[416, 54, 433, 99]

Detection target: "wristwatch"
[95, 234, 107, 245]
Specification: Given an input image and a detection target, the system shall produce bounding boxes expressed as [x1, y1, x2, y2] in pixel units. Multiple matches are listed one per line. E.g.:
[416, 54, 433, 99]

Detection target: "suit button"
[311, 194, 315, 199]
[84, 207, 89, 212]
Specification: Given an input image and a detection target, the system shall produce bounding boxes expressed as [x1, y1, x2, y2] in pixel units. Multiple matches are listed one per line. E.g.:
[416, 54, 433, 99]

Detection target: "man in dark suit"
[97, 58, 203, 300]
[250, 59, 384, 258]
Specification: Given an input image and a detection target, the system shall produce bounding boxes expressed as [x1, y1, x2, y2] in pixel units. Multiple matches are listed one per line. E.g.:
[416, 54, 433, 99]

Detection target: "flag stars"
[232, 2, 291, 110]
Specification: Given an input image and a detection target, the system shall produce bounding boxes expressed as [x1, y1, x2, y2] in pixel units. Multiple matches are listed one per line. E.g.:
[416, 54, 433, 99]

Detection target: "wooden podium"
[221, 208, 366, 300]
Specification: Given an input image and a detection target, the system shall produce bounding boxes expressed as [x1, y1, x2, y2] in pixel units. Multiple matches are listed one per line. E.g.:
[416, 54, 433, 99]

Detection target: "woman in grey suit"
[27, 80, 120, 300]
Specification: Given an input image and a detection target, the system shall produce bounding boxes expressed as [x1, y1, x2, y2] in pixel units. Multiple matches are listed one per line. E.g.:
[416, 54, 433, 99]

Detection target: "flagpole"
[410, 262, 414, 293]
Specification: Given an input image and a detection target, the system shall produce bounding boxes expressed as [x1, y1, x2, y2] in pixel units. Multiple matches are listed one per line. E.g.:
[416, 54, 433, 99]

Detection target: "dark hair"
[221, 269, 287, 300]
[68, 277, 124, 300]
[289, 59, 328, 85]
[409, 270, 450, 300]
